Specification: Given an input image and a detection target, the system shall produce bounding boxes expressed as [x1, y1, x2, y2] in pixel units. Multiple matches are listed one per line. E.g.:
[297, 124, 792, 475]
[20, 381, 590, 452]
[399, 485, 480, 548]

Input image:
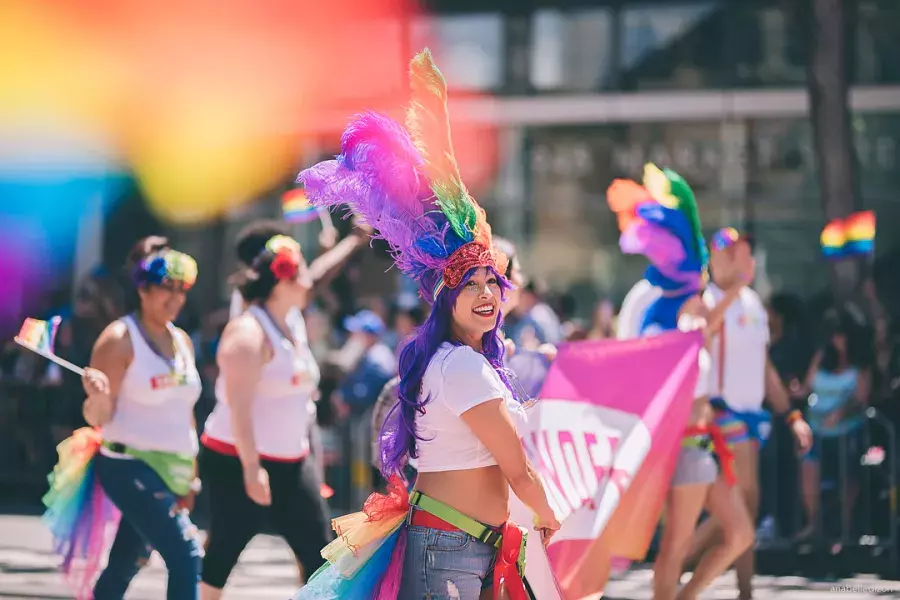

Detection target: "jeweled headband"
[431, 242, 509, 301]
[251, 234, 302, 282]
[133, 250, 198, 290]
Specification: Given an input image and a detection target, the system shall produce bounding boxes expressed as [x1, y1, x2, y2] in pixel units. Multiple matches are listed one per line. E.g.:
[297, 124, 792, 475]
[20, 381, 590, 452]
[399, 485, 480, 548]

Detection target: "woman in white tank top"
[76, 236, 203, 600]
[199, 220, 370, 600]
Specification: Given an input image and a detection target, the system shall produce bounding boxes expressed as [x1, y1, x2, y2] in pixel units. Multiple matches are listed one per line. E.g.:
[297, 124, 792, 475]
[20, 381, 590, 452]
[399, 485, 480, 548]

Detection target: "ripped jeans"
[93, 453, 202, 600]
[400, 525, 497, 600]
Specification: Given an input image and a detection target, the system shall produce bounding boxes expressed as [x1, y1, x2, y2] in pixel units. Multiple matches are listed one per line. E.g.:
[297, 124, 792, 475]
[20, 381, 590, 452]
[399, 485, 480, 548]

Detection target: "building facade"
[89, 0, 900, 320]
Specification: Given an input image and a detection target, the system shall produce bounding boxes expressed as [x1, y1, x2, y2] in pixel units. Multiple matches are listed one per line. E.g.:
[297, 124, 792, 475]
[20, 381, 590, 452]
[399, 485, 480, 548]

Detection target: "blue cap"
[344, 310, 386, 335]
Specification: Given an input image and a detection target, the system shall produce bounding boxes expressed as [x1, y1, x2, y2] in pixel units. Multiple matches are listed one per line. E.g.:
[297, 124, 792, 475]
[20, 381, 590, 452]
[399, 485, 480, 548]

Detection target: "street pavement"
[1, 514, 898, 599]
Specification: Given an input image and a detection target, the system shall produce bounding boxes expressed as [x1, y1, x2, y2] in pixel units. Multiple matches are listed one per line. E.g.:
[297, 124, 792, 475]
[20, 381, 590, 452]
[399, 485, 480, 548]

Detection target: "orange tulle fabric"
[361, 475, 410, 524]
[684, 423, 736, 486]
[320, 475, 410, 576]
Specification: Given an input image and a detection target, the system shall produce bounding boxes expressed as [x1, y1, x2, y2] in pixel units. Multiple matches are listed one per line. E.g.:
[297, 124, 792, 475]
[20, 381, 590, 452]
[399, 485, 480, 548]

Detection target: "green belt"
[682, 435, 712, 451]
[102, 441, 195, 497]
[408, 490, 527, 577]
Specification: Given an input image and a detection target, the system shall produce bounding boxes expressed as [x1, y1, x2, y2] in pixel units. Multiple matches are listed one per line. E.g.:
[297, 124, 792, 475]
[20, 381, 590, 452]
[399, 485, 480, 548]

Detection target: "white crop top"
[203, 306, 320, 460]
[101, 316, 202, 455]
[415, 343, 528, 473]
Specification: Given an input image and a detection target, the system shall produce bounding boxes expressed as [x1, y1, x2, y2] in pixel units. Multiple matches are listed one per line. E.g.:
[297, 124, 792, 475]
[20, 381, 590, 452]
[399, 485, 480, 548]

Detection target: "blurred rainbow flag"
[282, 189, 319, 224]
[17, 316, 61, 354]
[821, 210, 876, 259]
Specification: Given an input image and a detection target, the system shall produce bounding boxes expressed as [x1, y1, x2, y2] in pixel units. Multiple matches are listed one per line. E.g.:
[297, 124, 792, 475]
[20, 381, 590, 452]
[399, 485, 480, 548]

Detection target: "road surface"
[0, 515, 897, 599]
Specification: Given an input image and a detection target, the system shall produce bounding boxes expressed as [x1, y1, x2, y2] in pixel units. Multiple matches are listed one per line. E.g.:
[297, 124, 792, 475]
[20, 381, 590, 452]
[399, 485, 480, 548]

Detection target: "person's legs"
[93, 515, 153, 599]
[653, 485, 708, 600]
[796, 442, 820, 540]
[685, 408, 750, 565]
[677, 477, 754, 600]
[270, 457, 333, 584]
[730, 440, 760, 599]
[94, 454, 202, 600]
[198, 448, 263, 600]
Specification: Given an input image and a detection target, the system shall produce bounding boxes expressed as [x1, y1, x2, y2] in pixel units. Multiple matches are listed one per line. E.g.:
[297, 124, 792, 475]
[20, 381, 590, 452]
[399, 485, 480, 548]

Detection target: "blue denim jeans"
[93, 454, 202, 600]
[399, 524, 497, 600]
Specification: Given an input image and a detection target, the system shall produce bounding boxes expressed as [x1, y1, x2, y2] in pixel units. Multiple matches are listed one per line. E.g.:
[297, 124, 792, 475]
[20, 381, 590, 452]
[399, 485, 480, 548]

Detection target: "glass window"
[530, 9, 615, 92]
[856, 0, 900, 84]
[728, 4, 807, 87]
[619, 2, 724, 90]
[410, 14, 504, 91]
[522, 113, 900, 309]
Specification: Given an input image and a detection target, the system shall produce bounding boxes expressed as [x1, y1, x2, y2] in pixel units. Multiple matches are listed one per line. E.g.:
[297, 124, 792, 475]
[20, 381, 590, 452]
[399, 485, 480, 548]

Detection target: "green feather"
[407, 48, 477, 242]
[664, 168, 709, 267]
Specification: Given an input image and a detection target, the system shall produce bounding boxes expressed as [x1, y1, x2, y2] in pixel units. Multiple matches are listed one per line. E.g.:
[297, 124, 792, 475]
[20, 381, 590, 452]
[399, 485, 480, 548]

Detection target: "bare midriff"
[414, 465, 510, 527]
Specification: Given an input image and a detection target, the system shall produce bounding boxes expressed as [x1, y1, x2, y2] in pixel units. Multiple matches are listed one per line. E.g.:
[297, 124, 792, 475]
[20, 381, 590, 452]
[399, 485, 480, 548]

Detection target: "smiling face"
[451, 267, 502, 345]
[139, 280, 188, 324]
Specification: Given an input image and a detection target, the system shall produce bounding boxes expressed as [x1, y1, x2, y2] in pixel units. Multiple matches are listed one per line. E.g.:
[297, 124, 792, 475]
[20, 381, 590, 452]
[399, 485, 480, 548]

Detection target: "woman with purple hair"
[292, 49, 558, 600]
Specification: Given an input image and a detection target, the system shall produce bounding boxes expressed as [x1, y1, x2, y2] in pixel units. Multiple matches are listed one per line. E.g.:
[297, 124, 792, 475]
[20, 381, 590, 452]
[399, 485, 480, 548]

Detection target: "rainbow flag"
[17, 316, 61, 354]
[282, 189, 319, 224]
[821, 210, 875, 259]
[511, 331, 701, 599]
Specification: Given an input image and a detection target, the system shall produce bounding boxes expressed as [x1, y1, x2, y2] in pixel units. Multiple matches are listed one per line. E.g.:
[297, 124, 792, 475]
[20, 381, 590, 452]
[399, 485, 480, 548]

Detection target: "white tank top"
[203, 305, 320, 460]
[101, 316, 202, 455]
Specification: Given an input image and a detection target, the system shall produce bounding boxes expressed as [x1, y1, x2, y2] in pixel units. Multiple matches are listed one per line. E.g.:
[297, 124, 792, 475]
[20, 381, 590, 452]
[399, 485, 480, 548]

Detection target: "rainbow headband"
[252, 235, 302, 281]
[711, 227, 741, 252]
[134, 250, 198, 290]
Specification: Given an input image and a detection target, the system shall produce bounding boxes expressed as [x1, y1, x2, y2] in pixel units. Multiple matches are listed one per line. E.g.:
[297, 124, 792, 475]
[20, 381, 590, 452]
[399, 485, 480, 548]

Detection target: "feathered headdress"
[607, 164, 707, 331]
[298, 49, 507, 303]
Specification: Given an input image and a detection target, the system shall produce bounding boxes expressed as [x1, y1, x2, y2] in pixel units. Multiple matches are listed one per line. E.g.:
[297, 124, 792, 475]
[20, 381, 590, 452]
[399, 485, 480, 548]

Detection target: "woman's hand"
[537, 343, 558, 362]
[790, 417, 813, 453]
[533, 512, 561, 546]
[242, 464, 272, 506]
[82, 367, 110, 397]
[82, 368, 114, 426]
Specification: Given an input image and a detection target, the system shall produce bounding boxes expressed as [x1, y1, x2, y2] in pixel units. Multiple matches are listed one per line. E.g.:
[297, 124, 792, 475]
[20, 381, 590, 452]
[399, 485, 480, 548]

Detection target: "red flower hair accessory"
[258, 235, 301, 282]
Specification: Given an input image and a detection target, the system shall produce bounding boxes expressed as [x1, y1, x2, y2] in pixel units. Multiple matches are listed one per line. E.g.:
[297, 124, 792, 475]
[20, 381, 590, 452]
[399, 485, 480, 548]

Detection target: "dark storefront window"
[619, 2, 725, 91]
[856, 0, 900, 85]
[529, 8, 615, 92]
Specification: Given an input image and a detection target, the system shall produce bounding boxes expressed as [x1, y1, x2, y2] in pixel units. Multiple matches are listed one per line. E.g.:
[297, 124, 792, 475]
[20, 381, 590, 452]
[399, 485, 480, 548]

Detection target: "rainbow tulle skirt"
[296, 476, 410, 599]
[42, 427, 120, 600]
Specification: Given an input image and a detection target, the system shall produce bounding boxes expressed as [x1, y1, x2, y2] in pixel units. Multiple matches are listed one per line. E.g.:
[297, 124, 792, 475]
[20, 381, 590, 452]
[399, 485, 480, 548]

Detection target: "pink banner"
[515, 331, 702, 599]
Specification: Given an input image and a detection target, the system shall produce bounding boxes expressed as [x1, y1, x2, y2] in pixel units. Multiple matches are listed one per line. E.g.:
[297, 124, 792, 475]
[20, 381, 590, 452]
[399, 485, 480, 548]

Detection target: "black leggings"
[198, 446, 333, 589]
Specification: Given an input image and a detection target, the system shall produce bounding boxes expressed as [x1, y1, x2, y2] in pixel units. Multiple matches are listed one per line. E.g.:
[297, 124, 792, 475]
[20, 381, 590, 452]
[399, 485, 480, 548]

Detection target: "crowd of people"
[3, 50, 899, 600]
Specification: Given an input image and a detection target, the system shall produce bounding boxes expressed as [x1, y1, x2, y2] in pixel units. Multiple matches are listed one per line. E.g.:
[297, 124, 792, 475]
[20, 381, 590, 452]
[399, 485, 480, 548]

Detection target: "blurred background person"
[797, 308, 872, 541]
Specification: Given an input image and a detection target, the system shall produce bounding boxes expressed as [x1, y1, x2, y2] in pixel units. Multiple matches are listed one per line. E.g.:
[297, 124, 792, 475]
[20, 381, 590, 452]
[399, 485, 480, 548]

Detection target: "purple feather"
[620, 221, 697, 286]
[299, 111, 458, 282]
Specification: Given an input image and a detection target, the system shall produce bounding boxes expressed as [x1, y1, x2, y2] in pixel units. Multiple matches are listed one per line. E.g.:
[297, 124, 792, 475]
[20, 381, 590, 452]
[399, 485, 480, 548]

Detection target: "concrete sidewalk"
[1, 515, 898, 599]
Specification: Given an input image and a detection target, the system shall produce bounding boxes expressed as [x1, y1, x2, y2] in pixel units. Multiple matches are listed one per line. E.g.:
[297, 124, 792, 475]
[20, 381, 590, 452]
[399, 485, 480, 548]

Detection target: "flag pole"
[14, 338, 85, 376]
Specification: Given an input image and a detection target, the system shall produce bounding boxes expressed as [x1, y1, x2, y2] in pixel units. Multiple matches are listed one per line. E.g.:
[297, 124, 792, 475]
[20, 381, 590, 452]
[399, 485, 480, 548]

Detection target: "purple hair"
[379, 267, 518, 476]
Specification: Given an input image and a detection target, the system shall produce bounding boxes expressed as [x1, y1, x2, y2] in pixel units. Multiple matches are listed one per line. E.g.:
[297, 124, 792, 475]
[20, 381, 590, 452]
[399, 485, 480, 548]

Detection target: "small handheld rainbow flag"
[282, 189, 319, 224]
[821, 210, 876, 259]
[15, 316, 84, 376]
